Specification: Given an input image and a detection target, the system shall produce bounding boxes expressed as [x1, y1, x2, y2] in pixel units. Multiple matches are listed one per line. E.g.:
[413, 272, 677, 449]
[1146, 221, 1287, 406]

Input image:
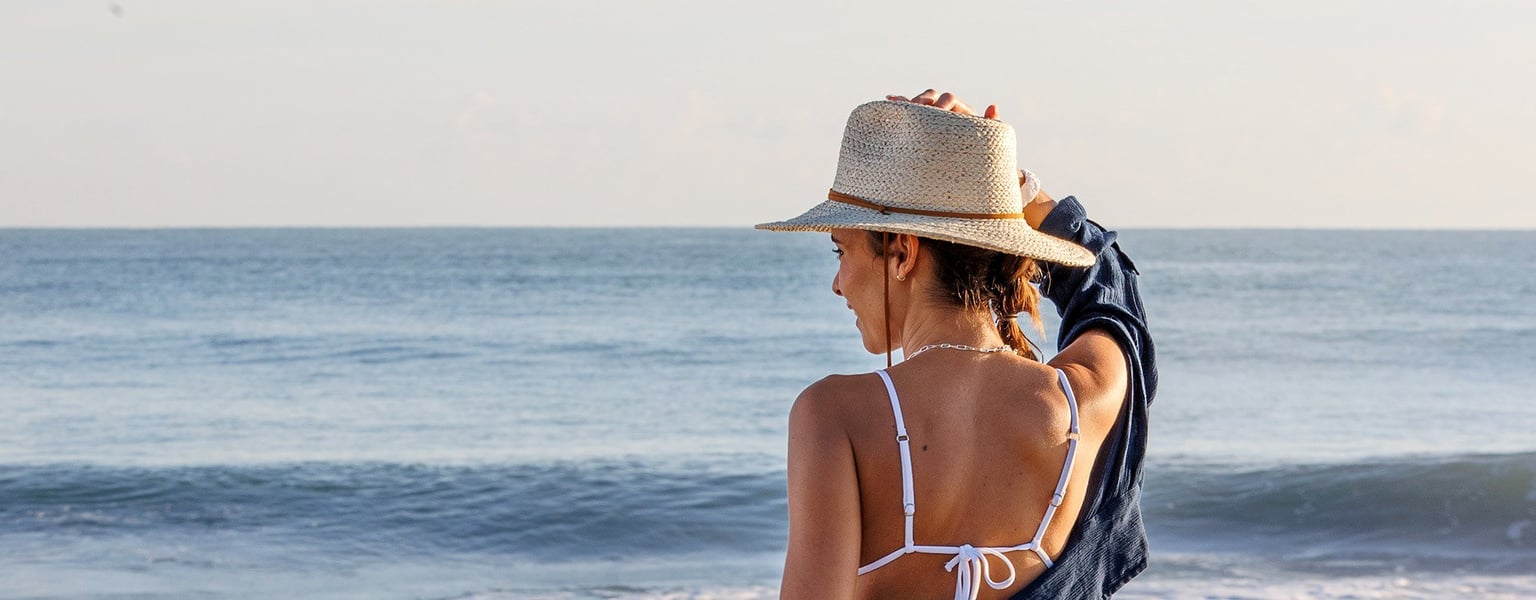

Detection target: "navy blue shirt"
[1011, 197, 1158, 598]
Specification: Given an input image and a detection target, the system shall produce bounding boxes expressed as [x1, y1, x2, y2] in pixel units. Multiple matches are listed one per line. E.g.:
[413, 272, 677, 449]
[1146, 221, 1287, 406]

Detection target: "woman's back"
[806, 352, 1119, 598]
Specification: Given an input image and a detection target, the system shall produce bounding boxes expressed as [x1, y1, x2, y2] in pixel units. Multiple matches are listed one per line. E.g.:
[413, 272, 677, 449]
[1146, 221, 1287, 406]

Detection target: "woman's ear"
[893, 234, 920, 280]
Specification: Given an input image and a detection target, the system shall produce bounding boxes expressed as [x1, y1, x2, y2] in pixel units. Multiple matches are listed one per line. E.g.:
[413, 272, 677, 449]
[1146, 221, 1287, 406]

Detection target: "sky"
[1, 1, 1533, 228]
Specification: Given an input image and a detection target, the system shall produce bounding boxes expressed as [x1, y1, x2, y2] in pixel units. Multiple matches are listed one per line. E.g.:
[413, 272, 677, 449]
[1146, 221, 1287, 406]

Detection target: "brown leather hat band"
[827, 190, 1026, 220]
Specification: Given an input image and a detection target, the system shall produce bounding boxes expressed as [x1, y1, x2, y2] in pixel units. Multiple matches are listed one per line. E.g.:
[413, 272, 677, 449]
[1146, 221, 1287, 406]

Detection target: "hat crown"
[831, 101, 1022, 215]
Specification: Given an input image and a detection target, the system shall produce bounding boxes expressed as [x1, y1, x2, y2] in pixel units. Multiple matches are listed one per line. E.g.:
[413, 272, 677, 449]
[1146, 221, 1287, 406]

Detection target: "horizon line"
[2, 224, 1534, 232]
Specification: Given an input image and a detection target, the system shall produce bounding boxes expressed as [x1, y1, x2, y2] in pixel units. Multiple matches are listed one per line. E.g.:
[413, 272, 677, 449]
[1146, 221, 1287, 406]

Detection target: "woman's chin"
[853, 320, 888, 355]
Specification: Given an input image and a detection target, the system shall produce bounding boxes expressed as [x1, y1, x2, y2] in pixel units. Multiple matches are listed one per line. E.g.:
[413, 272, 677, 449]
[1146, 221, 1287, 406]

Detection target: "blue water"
[2, 228, 1534, 598]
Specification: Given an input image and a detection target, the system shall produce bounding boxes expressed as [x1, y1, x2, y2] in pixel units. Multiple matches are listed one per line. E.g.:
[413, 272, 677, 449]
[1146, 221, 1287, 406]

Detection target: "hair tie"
[998, 314, 1018, 322]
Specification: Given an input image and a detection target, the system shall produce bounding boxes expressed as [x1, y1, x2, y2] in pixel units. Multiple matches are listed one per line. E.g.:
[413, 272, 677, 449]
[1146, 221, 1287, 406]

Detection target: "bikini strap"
[1028, 369, 1082, 559]
[875, 369, 917, 547]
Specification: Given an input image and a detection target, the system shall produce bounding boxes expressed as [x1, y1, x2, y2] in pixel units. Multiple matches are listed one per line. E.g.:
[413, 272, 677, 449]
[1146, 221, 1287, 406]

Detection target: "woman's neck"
[897, 301, 1004, 360]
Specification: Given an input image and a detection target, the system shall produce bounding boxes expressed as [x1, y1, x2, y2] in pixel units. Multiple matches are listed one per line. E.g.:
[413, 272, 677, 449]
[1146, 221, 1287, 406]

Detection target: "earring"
[896, 273, 906, 282]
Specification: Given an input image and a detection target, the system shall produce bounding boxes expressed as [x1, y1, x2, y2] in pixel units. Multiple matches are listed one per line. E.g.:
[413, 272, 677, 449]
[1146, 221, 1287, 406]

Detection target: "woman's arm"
[1028, 193, 1157, 500]
[780, 381, 862, 598]
[1031, 191, 1155, 402]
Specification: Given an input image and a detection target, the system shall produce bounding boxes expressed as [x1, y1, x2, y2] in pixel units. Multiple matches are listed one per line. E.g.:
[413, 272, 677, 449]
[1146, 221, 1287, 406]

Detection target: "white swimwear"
[855, 369, 1082, 600]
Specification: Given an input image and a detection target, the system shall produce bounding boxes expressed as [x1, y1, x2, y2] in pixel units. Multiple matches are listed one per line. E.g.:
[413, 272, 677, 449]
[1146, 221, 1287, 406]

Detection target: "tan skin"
[780, 90, 1130, 599]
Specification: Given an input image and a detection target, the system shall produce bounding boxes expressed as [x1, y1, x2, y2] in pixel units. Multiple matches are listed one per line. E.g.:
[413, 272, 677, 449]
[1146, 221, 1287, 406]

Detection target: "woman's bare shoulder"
[791, 373, 884, 421]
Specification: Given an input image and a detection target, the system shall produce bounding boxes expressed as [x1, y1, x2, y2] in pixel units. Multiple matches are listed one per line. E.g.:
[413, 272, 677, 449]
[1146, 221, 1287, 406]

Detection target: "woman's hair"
[868, 232, 1045, 360]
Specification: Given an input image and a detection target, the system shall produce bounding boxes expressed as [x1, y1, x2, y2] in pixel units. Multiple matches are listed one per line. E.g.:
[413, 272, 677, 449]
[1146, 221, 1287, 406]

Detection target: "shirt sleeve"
[1037, 195, 1158, 407]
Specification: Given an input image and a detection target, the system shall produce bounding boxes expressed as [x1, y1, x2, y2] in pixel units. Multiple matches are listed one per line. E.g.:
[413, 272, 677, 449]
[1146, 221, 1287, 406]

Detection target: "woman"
[757, 90, 1156, 599]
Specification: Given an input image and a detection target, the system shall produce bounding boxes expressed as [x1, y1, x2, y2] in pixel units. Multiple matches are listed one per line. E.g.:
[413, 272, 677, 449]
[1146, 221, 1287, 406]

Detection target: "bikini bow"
[943, 544, 1018, 600]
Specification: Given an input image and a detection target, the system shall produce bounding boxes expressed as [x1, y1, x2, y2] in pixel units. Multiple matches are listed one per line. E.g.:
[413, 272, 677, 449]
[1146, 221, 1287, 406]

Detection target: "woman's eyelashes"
[832, 248, 845, 258]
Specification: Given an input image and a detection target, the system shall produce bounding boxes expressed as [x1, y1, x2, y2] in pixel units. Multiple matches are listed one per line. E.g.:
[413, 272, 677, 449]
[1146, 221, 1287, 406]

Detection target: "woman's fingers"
[911, 89, 940, 105]
[950, 97, 978, 116]
[934, 92, 962, 111]
[889, 90, 999, 120]
[931, 92, 981, 117]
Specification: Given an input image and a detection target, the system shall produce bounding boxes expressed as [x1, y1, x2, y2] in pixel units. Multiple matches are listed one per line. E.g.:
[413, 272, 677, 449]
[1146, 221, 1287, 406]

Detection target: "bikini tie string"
[943, 544, 1018, 600]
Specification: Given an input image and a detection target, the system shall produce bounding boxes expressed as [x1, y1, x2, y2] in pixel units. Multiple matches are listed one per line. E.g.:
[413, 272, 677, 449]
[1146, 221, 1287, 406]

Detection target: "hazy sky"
[3, 1, 1533, 228]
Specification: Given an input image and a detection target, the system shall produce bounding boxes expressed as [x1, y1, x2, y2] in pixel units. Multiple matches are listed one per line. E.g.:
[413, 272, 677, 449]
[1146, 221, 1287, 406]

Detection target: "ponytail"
[986, 253, 1045, 361]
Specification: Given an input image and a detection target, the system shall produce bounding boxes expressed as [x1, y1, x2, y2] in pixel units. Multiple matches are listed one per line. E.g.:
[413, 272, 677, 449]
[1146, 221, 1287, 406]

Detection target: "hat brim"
[756, 199, 1096, 268]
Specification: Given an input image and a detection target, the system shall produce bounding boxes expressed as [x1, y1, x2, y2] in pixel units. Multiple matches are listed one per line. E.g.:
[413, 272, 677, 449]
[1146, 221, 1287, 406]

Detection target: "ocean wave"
[2, 452, 1532, 569]
[0, 460, 785, 558]
[1144, 451, 1536, 568]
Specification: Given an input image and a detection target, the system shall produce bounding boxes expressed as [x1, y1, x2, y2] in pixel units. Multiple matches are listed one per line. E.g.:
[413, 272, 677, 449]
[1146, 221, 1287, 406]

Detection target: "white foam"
[1117, 572, 1536, 600]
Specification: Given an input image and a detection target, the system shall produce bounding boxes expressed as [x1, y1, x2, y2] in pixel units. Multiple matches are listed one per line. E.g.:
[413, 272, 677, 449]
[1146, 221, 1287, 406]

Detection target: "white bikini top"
[855, 368, 1082, 600]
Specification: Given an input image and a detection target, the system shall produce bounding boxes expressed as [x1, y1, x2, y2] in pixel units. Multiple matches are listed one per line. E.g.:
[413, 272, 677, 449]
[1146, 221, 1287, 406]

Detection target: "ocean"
[1, 228, 1533, 599]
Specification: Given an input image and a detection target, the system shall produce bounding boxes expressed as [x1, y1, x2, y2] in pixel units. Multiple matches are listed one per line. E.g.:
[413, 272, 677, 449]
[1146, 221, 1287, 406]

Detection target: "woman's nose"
[832, 272, 843, 297]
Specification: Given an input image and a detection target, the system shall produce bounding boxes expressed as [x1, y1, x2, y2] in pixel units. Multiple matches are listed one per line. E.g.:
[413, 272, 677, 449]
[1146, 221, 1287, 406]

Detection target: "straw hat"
[756, 100, 1095, 267]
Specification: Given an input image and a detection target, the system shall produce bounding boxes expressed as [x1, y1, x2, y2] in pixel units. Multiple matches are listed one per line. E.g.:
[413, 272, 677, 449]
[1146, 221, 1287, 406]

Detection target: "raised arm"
[1030, 191, 1156, 406]
[1028, 192, 1159, 535]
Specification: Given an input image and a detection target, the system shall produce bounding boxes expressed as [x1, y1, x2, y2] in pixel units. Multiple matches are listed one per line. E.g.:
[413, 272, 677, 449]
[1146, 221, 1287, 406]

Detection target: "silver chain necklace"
[905, 342, 1013, 360]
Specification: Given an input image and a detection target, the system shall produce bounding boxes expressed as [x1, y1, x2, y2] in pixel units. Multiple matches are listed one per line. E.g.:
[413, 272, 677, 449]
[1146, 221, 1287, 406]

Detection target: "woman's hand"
[887, 89, 1057, 225]
[886, 89, 999, 119]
